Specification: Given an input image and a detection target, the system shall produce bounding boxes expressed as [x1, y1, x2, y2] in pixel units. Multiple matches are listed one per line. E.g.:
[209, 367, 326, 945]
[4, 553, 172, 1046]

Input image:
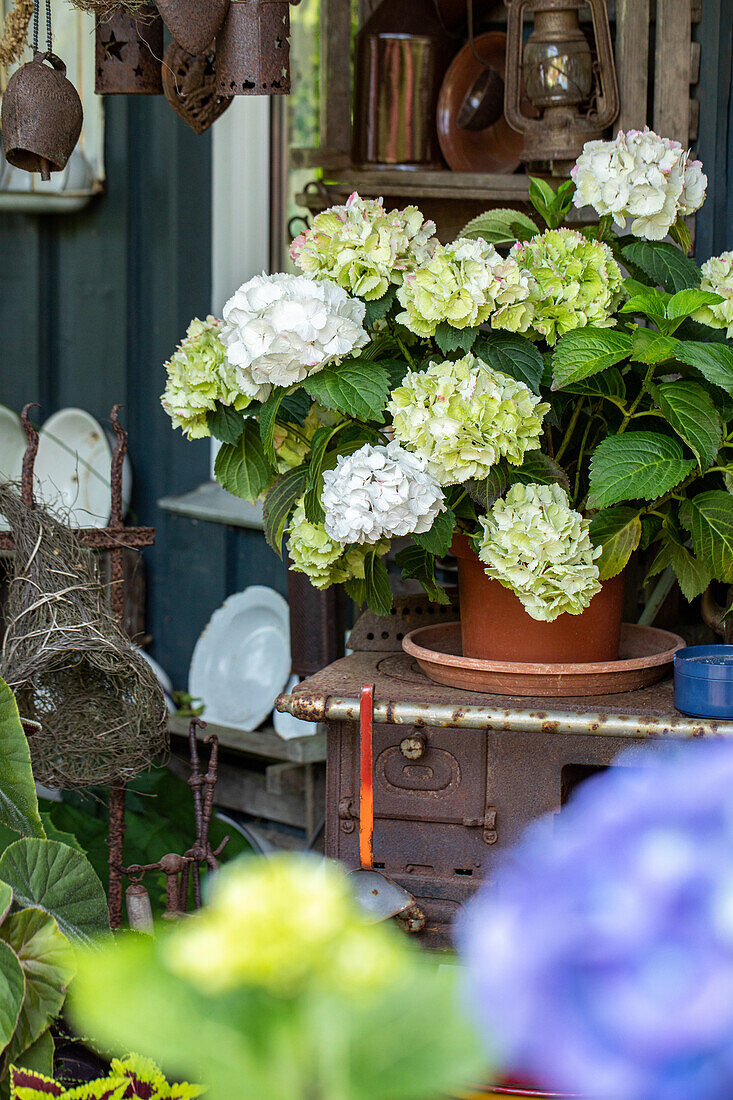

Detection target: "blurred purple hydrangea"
[458, 742, 733, 1100]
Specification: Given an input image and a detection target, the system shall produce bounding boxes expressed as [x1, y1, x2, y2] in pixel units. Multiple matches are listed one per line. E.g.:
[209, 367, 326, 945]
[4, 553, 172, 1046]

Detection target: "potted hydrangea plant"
[162, 127, 733, 665]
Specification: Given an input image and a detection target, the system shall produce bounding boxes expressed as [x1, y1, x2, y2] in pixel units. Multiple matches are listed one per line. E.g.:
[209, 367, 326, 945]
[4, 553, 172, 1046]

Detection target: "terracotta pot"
[452, 534, 625, 664]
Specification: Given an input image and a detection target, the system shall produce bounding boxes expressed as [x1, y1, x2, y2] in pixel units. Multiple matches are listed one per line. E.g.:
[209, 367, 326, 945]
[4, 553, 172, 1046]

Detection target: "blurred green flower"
[477, 482, 602, 621]
[389, 354, 549, 485]
[511, 229, 623, 346]
[161, 317, 249, 440]
[696, 251, 733, 337]
[287, 499, 387, 589]
[273, 405, 342, 474]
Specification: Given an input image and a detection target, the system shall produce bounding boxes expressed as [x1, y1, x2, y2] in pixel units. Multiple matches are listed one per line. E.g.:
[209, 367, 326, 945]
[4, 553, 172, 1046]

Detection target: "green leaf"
[552, 329, 633, 389]
[214, 421, 272, 503]
[0, 680, 45, 840]
[11, 1029, 55, 1080]
[589, 506, 642, 580]
[0, 938, 24, 1056]
[0, 881, 12, 924]
[510, 451, 570, 490]
[527, 177, 574, 229]
[434, 324, 480, 356]
[382, 359, 409, 390]
[394, 546, 450, 605]
[279, 389, 311, 426]
[588, 432, 696, 509]
[669, 216, 693, 256]
[620, 288, 669, 330]
[459, 208, 539, 245]
[640, 513, 663, 551]
[673, 341, 733, 395]
[474, 333, 544, 394]
[363, 287, 396, 326]
[0, 908, 75, 1066]
[304, 359, 390, 422]
[206, 403, 246, 445]
[363, 553, 393, 617]
[666, 530, 713, 600]
[565, 367, 626, 401]
[465, 466, 511, 510]
[413, 505, 455, 558]
[666, 288, 724, 322]
[679, 490, 733, 582]
[632, 328, 679, 364]
[302, 421, 346, 525]
[650, 380, 722, 469]
[0, 840, 109, 946]
[262, 466, 309, 558]
[621, 241, 701, 293]
[258, 388, 287, 466]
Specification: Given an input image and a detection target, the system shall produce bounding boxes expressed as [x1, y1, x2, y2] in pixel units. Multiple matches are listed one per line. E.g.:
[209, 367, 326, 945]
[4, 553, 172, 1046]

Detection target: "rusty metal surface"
[2, 52, 83, 178]
[348, 591, 459, 653]
[94, 8, 164, 96]
[215, 0, 291, 96]
[157, 0, 229, 56]
[287, 569, 345, 676]
[277, 650, 733, 740]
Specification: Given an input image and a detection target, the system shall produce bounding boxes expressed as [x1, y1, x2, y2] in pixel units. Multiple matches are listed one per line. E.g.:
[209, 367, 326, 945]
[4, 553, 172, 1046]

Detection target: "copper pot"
[452, 534, 625, 663]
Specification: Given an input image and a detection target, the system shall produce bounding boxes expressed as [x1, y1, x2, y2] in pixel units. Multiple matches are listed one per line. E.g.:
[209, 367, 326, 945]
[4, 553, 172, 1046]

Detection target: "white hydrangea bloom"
[389, 354, 549, 485]
[287, 499, 388, 590]
[321, 441, 445, 546]
[571, 128, 707, 240]
[477, 482, 602, 622]
[220, 273, 368, 396]
[696, 251, 733, 337]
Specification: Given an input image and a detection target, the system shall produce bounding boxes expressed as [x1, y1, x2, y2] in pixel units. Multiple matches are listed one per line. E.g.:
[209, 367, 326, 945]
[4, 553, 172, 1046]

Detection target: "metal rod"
[358, 685, 374, 870]
[108, 783, 126, 929]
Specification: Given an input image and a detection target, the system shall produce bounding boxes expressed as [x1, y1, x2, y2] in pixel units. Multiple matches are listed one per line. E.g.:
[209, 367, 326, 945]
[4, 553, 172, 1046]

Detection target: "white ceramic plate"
[274, 674, 319, 740]
[0, 406, 26, 532]
[34, 408, 131, 527]
[189, 587, 291, 732]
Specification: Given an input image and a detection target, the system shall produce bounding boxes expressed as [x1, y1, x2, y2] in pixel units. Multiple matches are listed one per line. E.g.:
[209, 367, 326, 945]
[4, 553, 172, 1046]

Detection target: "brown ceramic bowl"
[436, 31, 524, 173]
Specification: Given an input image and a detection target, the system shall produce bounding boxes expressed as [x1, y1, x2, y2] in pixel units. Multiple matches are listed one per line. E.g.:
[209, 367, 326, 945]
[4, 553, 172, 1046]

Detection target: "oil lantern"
[503, 0, 619, 172]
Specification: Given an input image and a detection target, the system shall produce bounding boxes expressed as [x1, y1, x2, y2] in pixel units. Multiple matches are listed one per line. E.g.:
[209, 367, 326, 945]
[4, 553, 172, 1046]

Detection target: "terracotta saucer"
[436, 31, 524, 173]
[402, 622, 686, 698]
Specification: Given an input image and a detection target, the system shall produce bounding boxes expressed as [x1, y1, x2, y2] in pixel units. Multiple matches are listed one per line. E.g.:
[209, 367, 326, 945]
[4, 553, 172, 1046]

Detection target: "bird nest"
[0, 485, 168, 789]
[66, 1, 156, 19]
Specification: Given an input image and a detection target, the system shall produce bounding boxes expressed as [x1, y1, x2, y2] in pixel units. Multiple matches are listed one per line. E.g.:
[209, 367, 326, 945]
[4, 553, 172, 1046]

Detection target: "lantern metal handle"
[585, 0, 619, 128]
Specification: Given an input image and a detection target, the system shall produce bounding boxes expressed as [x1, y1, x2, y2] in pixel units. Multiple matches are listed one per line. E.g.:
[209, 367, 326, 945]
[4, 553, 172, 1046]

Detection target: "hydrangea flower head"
[290, 192, 438, 301]
[220, 273, 368, 396]
[477, 482, 601, 620]
[321, 440, 445, 546]
[287, 498, 388, 589]
[571, 128, 707, 239]
[460, 740, 733, 1100]
[696, 251, 733, 337]
[396, 237, 534, 338]
[512, 228, 623, 345]
[161, 316, 250, 440]
[273, 404, 342, 474]
[389, 354, 549, 485]
[165, 854, 405, 998]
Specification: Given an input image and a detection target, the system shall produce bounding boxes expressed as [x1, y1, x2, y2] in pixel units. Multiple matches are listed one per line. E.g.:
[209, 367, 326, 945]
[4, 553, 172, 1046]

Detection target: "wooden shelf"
[168, 713, 326, 764]
[298, 168, 530, 207]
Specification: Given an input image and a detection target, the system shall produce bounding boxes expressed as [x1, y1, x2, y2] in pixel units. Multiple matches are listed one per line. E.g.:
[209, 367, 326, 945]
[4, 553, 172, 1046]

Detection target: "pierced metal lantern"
[1, 51, 83, 180]
[215, 0, 291, 96]
[95, 5, 164, 95]
[504, 0, 619, 173]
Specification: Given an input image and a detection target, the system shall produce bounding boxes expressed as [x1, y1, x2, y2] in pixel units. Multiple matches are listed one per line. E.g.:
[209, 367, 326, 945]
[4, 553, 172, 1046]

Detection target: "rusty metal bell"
[215, 0, 291, 96]
[95, 6, 164, 95]
[1, 52, 83, 180]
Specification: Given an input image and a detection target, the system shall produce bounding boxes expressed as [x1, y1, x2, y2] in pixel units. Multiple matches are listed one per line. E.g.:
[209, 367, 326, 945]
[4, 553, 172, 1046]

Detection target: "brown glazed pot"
[452, 534, 625, 664]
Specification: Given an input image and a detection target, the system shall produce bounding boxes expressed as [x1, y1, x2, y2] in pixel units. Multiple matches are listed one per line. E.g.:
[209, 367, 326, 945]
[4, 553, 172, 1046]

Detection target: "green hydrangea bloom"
[696, 251, 733, 336]
[511, 228, 623, 346]
[273, 404, 342, 474]
[161, 316, 249, 439]
[389, 354, 549, 485]
[396, 237, 534, 338]
[290, 192, 437, 301]
[287, 499, 388, 590]
[477, 482, 602, 621]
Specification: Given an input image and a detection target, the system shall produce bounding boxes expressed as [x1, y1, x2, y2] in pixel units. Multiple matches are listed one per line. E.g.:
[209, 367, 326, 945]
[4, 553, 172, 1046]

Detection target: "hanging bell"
[157, 0, 229, 56]
[95, 5, 164, 95]
[1, 52, 83, 180]
[215, 0, 291, 96]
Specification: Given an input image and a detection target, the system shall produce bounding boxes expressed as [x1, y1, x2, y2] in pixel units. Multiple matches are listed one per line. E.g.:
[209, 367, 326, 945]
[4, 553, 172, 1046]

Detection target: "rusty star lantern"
[503, 0, 619, 174]
[215, 0, 297, 96]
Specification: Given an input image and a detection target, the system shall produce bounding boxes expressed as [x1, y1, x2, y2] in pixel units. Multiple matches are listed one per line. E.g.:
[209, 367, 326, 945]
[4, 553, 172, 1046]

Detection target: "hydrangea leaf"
[459, 208, 539, 245]
[363, 288, 397, 326]
[509, 451, 570, 490]
[632, 328, 679, 364]
[303, 422, 347, 525]
[666, 289, 724, 322]
[304, 359, 389, 423]
[434, 324, 480, 356]
[363, 552, 393, 617]
[474, 334, 544, 394]
[0, 679, 45, 840]
[394, 546, 450, 606]
[672, 341, 733, 395]
[0, 840, 109, 946]
[619, 288, 669, 330]
[413, 504, 455, 558]
[279, 389, 311, 426]
[588, 432, 696, 509]
[667, 534, 713, 601]
[0, 938, 24, 1057]
[552, 329, 633, 389]
[650, 381, 722, 469]
[206, 403, 246, 445]
[589, 506, 642, 580]
[621, 240, 701, 293]
[565, 367, 626, 401]
[263, 466, 309, 558]
[679, 490, 733, 582]
[214, 421, 273, 503]
[465, 466, 512, 511]
[259, 388, 288, 466]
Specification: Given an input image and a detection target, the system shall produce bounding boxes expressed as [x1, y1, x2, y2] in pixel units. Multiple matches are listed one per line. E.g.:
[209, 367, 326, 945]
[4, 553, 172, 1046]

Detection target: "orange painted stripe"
[359, 683, 375, 869]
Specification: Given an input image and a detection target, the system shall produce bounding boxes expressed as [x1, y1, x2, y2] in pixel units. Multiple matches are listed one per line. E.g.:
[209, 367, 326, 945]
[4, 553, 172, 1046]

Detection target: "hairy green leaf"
[0, 680, 45, 840]
[474, 333, 544, 394]
[434, 324, 480, 356]
[589, 506, 642, 581]
[588, 432, 696, 509]
[206, 403, 246, 445]
[673, 341, 733, 395]
[459, 208, 539, 245]
[304, 359, 389, 422]
[679, 490, 733, 582]
[413, 505, 455, 558]
[552, 329, 633, 389]
[622, 240, 701, 293]
[0, 938, 24, 1056]
[394, 546, 450, 605]
[214, 421, 272, 503]
[650, 381, 722, 469]
[263, 466, 309, 557]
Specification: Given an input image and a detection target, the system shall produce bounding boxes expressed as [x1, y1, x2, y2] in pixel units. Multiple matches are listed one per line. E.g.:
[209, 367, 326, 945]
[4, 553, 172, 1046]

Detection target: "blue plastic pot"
[674, 645, 733, 718]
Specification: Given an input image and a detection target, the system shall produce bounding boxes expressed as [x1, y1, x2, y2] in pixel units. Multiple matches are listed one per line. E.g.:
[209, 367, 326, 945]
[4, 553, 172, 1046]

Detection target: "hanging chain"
[31, 0, 52, 56]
